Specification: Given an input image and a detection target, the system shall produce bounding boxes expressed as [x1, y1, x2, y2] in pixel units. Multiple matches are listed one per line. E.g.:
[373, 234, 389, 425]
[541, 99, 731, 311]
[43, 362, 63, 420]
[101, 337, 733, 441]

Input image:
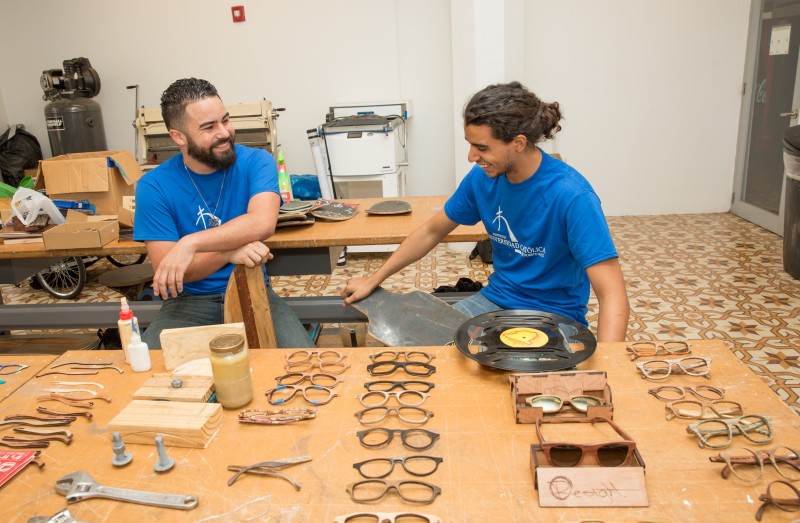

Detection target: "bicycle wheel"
[35, 256, 86, 299]
[106, 254, 147, 267]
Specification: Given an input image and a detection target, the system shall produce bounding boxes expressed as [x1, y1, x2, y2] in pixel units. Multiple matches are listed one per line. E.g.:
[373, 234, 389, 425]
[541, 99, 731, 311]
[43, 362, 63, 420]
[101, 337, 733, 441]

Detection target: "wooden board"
[132, 374, 214, 402]
[107, 399, 222, 448]
[223, 265, 277, 348]
[159, 322, 246, 370]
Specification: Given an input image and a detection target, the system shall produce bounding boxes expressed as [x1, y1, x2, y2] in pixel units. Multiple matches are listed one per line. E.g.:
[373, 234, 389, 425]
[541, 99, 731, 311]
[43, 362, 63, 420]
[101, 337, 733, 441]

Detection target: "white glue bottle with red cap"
[118, 297, 139, 364]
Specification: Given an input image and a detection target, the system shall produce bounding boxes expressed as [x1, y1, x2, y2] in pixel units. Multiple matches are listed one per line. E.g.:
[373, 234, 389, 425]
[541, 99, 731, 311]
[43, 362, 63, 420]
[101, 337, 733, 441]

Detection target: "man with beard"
[134, 78, 314, 348]
[341, 82, 629, 342]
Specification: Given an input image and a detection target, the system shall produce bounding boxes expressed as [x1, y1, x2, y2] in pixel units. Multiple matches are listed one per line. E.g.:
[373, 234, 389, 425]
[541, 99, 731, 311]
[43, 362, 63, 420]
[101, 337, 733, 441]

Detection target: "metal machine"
[134, 100, 282, 170]
[40, 57, 108, 156]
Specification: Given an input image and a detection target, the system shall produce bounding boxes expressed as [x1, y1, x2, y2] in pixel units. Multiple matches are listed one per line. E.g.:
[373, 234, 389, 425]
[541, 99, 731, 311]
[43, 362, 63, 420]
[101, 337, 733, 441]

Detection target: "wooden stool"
[223, 264, 277, 348]
[98, 263, 154, 301]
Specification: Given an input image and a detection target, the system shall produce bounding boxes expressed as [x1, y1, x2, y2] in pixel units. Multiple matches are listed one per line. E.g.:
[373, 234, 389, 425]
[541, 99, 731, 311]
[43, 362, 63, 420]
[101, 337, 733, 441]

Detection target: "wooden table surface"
[0, 354, 57, 402]
[2, 340, 798, 522]
[0, 196, 487, 259]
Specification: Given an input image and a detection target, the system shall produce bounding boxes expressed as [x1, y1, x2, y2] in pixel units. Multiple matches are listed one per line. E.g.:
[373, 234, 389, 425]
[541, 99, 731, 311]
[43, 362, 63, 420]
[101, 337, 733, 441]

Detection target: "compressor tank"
[44, 95, 107, 156]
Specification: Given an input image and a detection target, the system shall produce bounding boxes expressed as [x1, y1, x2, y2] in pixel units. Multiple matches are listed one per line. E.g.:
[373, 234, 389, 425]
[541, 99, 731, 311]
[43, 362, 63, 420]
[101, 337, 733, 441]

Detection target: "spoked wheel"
[106, 254, 147, 267]
[35, 256, 87, 299]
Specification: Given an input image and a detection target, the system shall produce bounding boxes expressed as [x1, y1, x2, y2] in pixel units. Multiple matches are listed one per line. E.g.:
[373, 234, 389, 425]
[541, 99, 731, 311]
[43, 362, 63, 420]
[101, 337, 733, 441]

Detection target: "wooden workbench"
[0, 354, 56, 402]
[1, 341, 798, 522]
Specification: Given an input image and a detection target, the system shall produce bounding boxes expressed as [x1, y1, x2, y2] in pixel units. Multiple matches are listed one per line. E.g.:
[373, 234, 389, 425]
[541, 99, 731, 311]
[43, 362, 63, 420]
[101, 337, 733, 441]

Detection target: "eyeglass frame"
[756, 480, 800, 521]
[356, 427, 440, 451]
[636, 356, 712, 381]
[709, 447, 800, 482]
[367, 361, 436, 377]
[664, 399, 744, 421]
[352, 455, 444, 479]
[535, 417, 638, 467]
[357, 390, 430, 407]
[525, 394, 606, 413]
[346, 479, 442, 504]
[625, 340, 690, 361]
[0, 363, 28, 375]
[648, 385, 725, 402]
[333, 512, 441, 523]
[265, 384, 338, 406]
[275, 372, 343, 388]
[285, 349, 346, 364]
[369, 350, 435, 363]
[686, 414, 773, 449]
[284, 360, 351, 375]
[355, 405, 434, 425]
[364, 380, 436, 393]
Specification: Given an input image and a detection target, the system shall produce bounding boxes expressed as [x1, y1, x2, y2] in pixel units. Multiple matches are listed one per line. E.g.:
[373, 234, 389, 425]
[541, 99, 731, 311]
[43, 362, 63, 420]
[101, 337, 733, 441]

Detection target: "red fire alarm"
[231, 5, 246, 23]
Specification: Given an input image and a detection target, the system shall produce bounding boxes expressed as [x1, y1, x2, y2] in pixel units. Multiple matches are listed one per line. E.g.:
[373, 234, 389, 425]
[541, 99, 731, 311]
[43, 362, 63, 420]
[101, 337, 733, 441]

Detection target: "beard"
[186, 132, 237, 171]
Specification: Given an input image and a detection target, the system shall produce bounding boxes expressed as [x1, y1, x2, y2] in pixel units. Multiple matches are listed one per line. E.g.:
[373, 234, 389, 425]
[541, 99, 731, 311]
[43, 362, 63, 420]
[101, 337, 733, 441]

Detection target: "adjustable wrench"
[55, 471, 198, 510]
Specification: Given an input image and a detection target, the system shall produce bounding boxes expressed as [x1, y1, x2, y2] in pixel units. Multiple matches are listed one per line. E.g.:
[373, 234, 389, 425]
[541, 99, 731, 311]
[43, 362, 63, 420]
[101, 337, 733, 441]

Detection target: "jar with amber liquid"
[209, 334, 253, 409]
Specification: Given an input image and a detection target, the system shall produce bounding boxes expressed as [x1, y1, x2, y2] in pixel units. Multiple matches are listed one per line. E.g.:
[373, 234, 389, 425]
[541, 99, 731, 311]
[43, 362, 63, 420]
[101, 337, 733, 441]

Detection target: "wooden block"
[108, 400, 222, 448]
[223, 265, 277, 348]
[132, 374, 215, 402]
[160, 323, 246, 371]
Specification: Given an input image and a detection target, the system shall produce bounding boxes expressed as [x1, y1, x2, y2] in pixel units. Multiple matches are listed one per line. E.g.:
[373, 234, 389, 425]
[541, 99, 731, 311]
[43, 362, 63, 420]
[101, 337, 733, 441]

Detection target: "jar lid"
[209, 334, 245, 354]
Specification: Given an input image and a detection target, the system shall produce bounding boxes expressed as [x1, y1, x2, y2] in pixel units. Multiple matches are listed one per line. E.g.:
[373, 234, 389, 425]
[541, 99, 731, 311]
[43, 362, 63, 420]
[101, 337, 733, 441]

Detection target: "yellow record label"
[499, 327, 549, 348]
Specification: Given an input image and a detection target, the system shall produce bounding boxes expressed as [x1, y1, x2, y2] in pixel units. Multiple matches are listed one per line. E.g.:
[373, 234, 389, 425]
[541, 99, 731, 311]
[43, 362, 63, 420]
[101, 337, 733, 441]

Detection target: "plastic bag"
[11, 187, 65, 226]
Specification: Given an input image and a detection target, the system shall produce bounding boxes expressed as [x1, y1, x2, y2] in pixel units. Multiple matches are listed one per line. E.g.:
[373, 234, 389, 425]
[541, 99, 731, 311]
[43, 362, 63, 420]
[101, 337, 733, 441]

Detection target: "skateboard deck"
[309, 201, 359, 221]
[351, 287, 471, 347]
[365, 199, 412, 215]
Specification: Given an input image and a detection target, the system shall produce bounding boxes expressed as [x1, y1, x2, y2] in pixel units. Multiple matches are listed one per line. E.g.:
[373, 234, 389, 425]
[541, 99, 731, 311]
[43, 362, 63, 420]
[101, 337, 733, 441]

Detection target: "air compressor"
[41, 57, 107, 156]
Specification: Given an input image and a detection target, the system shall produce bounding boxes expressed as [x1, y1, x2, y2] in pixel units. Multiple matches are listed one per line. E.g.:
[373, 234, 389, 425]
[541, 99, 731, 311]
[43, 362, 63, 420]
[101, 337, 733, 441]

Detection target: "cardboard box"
[43, 210, 118, 249]
[530, 444, 647, 507]
[34, 150, 142, 215]
[511, 370, 613, 423]
[118, 195, 135, 228]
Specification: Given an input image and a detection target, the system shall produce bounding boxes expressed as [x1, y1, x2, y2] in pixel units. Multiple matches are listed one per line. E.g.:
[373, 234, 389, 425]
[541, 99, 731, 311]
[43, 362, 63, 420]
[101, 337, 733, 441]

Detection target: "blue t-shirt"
[444, 150, 617, 325]
[133, 144, 279, 295]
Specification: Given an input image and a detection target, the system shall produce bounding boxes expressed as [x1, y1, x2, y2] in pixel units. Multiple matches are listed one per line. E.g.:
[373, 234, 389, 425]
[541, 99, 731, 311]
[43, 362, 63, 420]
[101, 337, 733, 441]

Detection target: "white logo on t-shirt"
[491, 206, 545, 258]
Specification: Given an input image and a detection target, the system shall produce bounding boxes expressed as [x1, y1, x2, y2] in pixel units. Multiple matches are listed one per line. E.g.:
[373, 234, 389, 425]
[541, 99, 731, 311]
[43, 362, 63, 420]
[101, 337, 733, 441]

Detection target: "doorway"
[732, 0, 800, 235]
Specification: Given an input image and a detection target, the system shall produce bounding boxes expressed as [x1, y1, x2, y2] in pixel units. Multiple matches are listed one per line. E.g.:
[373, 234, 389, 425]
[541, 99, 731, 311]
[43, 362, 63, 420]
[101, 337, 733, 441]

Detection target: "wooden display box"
[511, 370, 613, 423]
[529, 444, 648, 507]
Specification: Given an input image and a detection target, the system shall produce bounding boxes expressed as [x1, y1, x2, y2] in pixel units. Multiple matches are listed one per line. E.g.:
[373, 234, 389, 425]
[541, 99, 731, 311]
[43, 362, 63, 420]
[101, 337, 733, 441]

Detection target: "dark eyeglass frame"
[356, 427, 440, 451]
[367, 361, 436, 377]
[357, 390, 430, 407]
[275, 372, 343, 388]
[364, 380, 436, 393]
[525, 394, 605, 413]
[352, 455, 444, 478]
[265, 384, 338, 405]
[346, 479, 442, 504]
[756, 480, 800, 521]
[333, 512, 442, 523]
[369, 350, 435, 363]
[355, 406, 434, 425]
[648, 385, 725, 402]
[535, 417, 637, 467]
[625, 340, 690, 360]
[709, 447, 800, 482]
[686, 414, 772, 449]
[0, 363, 28, 375]
[636, 356, 711, 380]
[664, 399, 744, 421]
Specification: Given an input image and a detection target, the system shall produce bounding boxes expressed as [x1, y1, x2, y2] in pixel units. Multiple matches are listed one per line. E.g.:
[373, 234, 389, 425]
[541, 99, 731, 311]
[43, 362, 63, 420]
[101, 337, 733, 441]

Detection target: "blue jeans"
[452, 292, 503, 317]
[142, 288, 315, 349]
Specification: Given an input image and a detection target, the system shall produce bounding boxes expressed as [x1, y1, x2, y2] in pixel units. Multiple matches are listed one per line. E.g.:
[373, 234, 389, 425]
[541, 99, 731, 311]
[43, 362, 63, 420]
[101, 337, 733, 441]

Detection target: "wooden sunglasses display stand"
[510, 370, 613, 423]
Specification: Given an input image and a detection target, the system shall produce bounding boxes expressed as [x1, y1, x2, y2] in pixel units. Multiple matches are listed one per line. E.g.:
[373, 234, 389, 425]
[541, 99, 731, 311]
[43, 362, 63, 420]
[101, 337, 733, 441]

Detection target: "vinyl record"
[453, 309, 596, 371]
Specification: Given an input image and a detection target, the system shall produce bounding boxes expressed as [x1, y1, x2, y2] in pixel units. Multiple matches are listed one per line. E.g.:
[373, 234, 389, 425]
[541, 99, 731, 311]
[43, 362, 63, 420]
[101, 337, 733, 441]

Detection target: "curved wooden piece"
[223, 265, 277, 349]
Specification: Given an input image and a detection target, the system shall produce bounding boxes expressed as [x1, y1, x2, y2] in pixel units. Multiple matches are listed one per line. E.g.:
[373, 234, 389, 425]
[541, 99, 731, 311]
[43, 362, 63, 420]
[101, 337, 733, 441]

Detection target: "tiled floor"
[3, 212, 799, 413]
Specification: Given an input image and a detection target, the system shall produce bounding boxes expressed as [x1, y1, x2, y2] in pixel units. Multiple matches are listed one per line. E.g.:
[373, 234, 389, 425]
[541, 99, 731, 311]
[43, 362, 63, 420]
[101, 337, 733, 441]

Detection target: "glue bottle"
[128, 329, 151, 372]
[277, 150, 293, 205]
[118, 297, 139, 364]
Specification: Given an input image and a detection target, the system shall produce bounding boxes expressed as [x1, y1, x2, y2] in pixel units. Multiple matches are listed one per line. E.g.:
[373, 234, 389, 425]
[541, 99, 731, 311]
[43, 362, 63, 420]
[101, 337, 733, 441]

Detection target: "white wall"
[0, 0, 454, 197]
[525, 0, 751, 214]
[0, 1, 752, 215]
[0, 83, 8, 132]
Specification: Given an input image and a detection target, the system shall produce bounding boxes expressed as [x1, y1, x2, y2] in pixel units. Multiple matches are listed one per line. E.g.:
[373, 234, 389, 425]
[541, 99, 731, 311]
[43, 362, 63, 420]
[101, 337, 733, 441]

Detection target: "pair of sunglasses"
[535, 417, 637, 467]
[526, 394, 604, 413]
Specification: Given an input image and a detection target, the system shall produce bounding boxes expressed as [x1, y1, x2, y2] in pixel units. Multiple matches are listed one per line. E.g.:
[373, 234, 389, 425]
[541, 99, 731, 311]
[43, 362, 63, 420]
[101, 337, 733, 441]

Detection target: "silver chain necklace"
[184, 164, 226, 228]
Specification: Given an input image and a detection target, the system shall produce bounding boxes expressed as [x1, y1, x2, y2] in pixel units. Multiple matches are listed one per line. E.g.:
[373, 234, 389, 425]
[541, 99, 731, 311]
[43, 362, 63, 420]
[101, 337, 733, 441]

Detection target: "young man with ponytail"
[341, 82, 629, 342]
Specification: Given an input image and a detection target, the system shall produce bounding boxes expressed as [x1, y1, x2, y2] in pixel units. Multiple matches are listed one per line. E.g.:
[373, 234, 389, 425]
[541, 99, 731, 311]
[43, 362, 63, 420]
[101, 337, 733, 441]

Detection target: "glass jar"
[209, 334, 253, 409]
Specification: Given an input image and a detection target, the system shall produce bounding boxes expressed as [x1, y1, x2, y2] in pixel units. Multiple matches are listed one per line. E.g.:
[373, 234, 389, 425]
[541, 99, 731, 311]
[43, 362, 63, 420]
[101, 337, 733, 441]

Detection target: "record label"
[499, 327, 548, 348]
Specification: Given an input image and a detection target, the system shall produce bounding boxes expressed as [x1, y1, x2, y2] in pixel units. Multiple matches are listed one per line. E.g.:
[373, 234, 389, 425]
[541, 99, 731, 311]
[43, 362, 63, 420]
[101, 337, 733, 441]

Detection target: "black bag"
[0, 125, 43, 186]
[469, 240, 493, 264]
